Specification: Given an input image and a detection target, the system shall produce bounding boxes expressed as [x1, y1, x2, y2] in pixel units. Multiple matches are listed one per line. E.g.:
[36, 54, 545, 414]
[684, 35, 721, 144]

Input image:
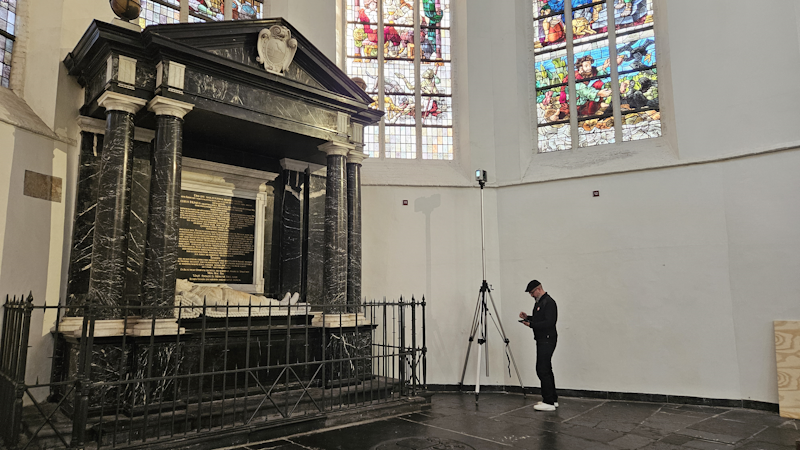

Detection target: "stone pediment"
[142, 19, 365, 101]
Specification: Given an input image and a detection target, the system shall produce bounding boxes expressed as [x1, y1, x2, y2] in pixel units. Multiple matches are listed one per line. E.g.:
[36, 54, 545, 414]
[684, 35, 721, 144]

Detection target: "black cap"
[525, 280, 541, 292]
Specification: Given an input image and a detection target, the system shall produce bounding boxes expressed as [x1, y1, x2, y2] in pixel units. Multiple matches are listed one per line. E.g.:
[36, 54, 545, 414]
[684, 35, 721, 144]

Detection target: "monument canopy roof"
[65, 19, 380, 169]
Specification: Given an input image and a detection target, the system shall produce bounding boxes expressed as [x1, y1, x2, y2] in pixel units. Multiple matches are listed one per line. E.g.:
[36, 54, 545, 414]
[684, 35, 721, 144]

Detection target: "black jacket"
[529, 293, 557, 341]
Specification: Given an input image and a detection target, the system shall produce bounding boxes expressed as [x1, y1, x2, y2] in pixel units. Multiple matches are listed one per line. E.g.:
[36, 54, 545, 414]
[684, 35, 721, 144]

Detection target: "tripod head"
[475, 169, 487, 189]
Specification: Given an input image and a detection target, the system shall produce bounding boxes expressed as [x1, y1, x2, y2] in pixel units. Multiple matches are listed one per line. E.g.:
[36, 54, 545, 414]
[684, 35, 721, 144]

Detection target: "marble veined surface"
[774, 320, 800, 419]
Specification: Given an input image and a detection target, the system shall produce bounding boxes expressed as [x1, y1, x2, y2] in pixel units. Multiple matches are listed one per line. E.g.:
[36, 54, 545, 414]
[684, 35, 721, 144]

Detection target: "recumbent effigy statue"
[174, 279, 310, 318]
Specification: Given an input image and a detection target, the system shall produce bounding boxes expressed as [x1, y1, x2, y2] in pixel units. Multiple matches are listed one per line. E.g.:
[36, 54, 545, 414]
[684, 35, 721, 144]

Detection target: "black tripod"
[458, 172, 525, 404]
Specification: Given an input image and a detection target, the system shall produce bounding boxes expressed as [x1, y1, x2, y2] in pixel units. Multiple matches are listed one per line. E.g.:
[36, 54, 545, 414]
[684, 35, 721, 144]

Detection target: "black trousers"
[536, 339, 557, 404]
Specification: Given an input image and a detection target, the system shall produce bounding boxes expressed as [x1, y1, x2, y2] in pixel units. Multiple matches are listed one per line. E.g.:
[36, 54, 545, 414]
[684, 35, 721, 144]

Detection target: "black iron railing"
[0, 294, 426, 449]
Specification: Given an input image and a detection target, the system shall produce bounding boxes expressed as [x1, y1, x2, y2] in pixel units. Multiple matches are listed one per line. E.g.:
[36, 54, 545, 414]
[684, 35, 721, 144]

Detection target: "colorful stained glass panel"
[420, 96, 450, 126]
[140, 0, 180, 27]
[537, 86, 569, 125]
[384, 60, 415, 95]
[533, 0, 564, 19]
[535, 51, 568, 90]
[573, 43, 614, 120]
[618, 71, 657, 112]
[385, 94, 416, 125]
[385, 126, 416, 159]
[422, 62, 450, 95]
[578, 118, 615, 147]
[538, 123, 571, 152]
[420, 28, 450, 61]
[347, 58, 380, 95]
[384, 0, 415, 25]
[420, 0, 450, 29]
[616, 29, 656, 74]
[189, 0, 224, 21]
[571, 1, 608, 40]
[422, 127, 453, 160]
[384, 25, 414, 59]
[614, 0, 653, 32]
[232, 0, 262, 20]
[622, 110, 661, 142]
[533, 0, 566, 48]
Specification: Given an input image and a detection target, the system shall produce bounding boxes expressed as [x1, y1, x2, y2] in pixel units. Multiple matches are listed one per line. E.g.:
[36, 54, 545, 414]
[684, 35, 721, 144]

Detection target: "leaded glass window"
[0, 0, 17, 88]
[534, 0, 660, 152]
[139, 0, 262, 28]
[344, 0, 453, 160]
[140, 0, 180, 27]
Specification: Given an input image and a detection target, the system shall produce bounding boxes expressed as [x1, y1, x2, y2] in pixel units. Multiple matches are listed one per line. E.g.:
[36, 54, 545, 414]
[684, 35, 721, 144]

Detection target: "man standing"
[519, 280, 558, 411]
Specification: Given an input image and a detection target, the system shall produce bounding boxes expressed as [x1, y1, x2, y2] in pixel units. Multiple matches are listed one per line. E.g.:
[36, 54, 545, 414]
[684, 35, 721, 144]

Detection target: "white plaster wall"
[0, 128, 69, 391]
[358, 0, 800, 405]
[266, 0, 336, 61]
[723, 151, 800, 401]
[361, 185, 508, 387]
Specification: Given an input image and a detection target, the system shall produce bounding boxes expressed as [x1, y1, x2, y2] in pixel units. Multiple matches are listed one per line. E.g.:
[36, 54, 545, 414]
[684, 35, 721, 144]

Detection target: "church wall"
[266, 0, 337, 62]
[0, 124, 71, 389]
[360, 0, 800, 405]
[360, 185, 510, 386]
[486, 0, 800, 404]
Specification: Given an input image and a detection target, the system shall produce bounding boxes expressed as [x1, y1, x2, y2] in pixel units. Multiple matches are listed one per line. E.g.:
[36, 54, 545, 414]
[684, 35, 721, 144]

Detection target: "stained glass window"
[534, 0, 660, 152]
[344, 0, 453, 160]
[140, 0, 180, 28]
[139, 0, 262, 28]
[0, 0, 17, 88]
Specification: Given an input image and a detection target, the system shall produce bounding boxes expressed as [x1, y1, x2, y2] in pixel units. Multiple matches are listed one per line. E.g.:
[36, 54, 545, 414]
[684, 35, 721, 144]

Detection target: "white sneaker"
[534, 403, 556, 411]
[537, 401, 558, 407]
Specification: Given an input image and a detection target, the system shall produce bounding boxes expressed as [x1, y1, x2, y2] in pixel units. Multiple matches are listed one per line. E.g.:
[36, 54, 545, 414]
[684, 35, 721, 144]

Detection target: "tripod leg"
[459, 292, 484, 390]
[485, 289, 527, 398]
[475, 336, 482, 405]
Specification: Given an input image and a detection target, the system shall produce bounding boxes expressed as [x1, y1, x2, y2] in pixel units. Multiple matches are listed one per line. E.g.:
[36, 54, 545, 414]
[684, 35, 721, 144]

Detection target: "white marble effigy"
[174, 279, 310, 318]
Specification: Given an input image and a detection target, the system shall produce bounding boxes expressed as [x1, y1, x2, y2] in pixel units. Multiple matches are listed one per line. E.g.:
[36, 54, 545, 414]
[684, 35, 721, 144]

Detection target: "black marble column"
[279, 170, 304, 297]
[320, 141, 354, 311]
[346, 150, 366, 311]
[86, 93, 145, 319]
[66, 132, 103, 313]
[306, 174, 326, 304]
[141, 97, 193, 318]
[124, 141, 152, 310]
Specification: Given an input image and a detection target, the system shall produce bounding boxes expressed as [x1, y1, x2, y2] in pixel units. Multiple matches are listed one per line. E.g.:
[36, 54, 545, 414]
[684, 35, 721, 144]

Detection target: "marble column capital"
[97, 91, 147, 115]
[318, 140, 355, 157]
[147, 96, 195, 119]
[347, 149, 368, 165]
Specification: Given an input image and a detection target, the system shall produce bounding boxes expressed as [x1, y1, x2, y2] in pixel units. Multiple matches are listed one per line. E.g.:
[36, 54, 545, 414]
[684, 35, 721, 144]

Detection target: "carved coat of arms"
[256, 25, 298, 76]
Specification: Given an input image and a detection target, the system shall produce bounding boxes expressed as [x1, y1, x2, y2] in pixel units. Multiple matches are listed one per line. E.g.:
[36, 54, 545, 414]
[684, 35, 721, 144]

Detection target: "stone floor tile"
[220, 393, 795, 450]
[682, 439, 735, 450]
[676, 428, 749, 445]
[731, 441, 791, 450]
[608, 433, 655, 449]
[687, 418, 768, 440]
[747, 426, 800, 447]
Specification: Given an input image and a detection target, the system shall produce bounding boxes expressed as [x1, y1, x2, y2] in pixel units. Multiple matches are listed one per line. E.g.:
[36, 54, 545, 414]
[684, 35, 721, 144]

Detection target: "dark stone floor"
[227, 393, 800, 450]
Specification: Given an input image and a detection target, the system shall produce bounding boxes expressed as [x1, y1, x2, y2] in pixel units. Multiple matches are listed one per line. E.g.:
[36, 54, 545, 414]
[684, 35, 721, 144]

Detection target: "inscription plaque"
[178, 191, 256, 284]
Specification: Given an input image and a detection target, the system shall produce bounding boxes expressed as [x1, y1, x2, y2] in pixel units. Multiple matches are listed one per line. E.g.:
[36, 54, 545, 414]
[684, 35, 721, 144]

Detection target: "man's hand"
[519, 311, 528, 319]
[521, 321, 530, 327]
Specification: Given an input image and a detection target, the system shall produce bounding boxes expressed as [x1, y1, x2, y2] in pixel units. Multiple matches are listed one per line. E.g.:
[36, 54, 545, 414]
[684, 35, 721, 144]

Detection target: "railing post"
[6, 294, 33, 449]
[421, 295, 427, 389]
[398, 296, 405, 397]
[410, 296, 417, 396]
[70, 312, 92, 450]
